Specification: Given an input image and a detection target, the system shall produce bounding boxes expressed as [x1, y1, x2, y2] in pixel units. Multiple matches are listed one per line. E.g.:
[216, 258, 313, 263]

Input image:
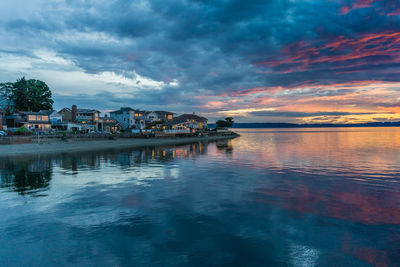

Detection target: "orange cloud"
[206, 80, 400, 123]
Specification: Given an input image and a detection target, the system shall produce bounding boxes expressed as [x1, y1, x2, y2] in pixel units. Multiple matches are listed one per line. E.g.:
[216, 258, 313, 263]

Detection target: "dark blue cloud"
[1, 0, 400, 122]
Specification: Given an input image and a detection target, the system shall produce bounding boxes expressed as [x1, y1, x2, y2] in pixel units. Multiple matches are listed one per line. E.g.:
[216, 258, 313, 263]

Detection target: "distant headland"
[208, 122, 400, 128]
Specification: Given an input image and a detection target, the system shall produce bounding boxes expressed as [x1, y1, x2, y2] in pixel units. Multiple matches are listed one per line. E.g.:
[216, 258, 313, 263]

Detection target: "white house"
[133, 110, 146, 129]
[169, 114, 208, 130]
[110, 107, 137, 129]
[145, 111, 159, 123]
[49, 110, 63, 125]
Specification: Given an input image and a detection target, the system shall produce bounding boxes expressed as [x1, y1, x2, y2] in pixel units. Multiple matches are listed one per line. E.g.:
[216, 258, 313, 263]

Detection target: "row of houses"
[0, 104, 208, 134]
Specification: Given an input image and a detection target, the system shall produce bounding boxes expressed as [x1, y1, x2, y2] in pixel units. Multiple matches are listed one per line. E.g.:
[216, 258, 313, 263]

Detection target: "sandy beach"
[0, 134, 239, 158]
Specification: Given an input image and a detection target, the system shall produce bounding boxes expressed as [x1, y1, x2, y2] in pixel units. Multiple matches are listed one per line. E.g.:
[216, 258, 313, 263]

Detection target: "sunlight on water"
[1, 128, 400, 266]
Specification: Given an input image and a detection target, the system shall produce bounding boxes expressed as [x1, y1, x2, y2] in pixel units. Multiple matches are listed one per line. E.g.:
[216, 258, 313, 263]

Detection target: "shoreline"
[0, 134, 239, 158]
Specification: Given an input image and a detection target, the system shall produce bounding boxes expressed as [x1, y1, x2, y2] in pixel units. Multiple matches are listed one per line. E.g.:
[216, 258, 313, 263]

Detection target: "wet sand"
[0, 134, 239, 157]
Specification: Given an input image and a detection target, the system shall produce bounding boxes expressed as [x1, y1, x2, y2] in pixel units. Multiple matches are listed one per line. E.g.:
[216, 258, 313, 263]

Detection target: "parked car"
[99, 131, 112, 135]
[0, 131, 8, 136]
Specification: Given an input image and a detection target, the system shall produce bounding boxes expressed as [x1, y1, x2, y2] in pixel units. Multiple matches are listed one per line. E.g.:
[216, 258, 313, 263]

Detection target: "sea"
[1, 127, 400, 266]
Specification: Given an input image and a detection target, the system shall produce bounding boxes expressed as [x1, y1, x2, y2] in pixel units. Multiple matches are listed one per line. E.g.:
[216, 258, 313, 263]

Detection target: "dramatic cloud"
[1, 0, 400, 122]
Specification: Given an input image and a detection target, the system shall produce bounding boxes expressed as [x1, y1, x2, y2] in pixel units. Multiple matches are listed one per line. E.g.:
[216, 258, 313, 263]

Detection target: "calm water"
[1, 128, 400, 266]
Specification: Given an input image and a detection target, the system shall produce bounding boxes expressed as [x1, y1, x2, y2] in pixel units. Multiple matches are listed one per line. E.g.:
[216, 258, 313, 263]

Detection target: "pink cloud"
[339, 0, 375, 14]
[255, 32, 400, 73]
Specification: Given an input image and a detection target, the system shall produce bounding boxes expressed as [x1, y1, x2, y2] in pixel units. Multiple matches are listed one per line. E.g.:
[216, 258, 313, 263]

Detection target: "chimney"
[72, 105, 77, 122]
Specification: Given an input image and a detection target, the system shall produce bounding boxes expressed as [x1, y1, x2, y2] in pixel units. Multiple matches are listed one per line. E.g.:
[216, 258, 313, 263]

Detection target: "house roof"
[144, 111, 174, 116]
[19, 111, 52, 116]
[58, 108, 71, 113]
[40, 110, 54, 115]
[110, 107, 147, 115]
[110, 107, 135, 114]
[77, 109, 100, 114]
[172, 114, 208, 123]
[154, 111, 175, 116]
[49, 110, 60, 116]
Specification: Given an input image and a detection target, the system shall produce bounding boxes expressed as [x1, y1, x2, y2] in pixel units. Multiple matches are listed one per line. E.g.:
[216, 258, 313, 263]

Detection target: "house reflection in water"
[0, 157, 53, 196]
[0, 141, 211, 196]
[110, 141, 208, 166]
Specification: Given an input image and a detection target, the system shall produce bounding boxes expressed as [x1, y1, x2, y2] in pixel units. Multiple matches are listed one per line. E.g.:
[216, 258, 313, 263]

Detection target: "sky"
[1, 0, 400, 123]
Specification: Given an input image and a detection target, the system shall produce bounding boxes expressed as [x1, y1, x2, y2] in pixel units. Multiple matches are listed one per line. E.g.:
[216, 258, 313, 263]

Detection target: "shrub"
[15, 126, 30, 135]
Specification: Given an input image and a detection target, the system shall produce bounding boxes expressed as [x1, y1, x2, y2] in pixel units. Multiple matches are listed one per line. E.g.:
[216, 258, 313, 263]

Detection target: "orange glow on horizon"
[202, 80, 400, 124]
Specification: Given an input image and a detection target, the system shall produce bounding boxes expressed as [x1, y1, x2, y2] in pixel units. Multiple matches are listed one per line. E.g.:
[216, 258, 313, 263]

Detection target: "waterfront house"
[51, 105, 100, 132]
[146, 111, 174, 123]
[22, 111, 51, 131]
[145, 111, 159, 123]
[155, 111, 174, 122]
[99, 116, 121, 133]
[169, 113, 208, 131]
[72, 105, 100, 124]
[49, 110, 63, 125]
[110, 107, 135, 129]
[71, 105, 101, 131]
[58, 107, 73, 122]
[4, 114, 20, 129]
[110, 107, 146, 130]
[51, 107, 79, 131]
[134, 110, 146, 129]
[5, 111, 52, 131]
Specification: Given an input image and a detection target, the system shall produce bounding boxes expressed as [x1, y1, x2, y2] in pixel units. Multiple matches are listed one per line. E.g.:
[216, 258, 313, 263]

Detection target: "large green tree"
[11, 77, 54, 112]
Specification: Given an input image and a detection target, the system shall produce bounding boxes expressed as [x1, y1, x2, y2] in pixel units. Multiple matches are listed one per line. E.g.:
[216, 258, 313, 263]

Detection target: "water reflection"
[1, 130, 400, 266]
[231, 128, 400, 178]
[0, 142, 209, 195]
[216, 139, 233, 155]
[0, 158, 52, 196]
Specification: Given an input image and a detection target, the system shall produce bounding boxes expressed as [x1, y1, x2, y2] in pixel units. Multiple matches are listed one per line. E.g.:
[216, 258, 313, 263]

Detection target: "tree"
[0, 82, 15, 115]
[12, 77, 54, 112]
[216, 117, 234, 128]
[225, 117, 234, 126]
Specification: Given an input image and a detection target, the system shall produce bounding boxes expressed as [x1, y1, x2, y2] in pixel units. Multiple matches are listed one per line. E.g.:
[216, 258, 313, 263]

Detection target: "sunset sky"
[1, 0, 400, 123]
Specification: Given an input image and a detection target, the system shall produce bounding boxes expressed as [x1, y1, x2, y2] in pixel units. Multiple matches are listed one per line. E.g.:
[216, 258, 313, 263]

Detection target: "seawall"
[0, 134, 239, 158]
